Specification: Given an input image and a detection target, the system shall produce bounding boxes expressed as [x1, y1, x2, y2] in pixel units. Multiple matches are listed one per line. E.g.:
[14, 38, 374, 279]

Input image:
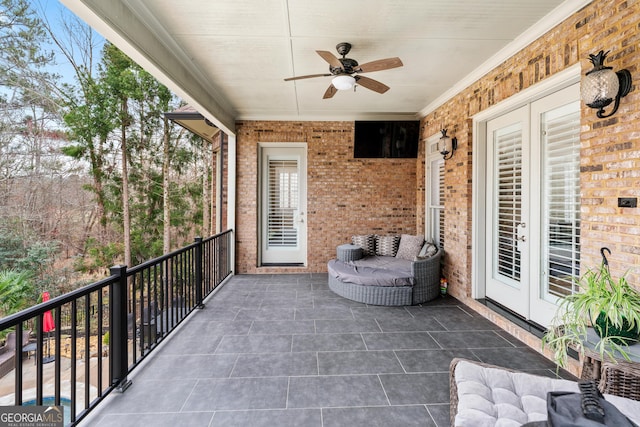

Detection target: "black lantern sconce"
[438, 129, 457, 160]
[581, 50, 632, 118]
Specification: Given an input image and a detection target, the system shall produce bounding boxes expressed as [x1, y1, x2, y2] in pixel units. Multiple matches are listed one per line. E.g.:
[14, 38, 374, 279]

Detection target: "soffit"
[61, 0, 588, 129]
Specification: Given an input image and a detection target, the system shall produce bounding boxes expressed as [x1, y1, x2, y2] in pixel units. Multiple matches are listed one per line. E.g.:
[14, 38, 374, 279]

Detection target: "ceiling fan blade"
[323, 84, 337, 99]
[284, 73, 332, 81]
[355, 76, 390, 94]
[316, 50, 343, 69]
[356, 57, 403, 73]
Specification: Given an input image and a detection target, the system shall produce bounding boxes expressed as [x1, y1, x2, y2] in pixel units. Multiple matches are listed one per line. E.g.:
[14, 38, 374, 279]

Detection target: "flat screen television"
[353, 121, 420, 158]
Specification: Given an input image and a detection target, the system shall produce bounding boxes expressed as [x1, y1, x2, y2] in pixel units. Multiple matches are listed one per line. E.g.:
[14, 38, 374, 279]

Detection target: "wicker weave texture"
[412, 249, 442, 304]
[327, 247, 441, 306]
[328, 275, 413, 306]
[336, 244, 363, 262]
[599, 362, 640, 401]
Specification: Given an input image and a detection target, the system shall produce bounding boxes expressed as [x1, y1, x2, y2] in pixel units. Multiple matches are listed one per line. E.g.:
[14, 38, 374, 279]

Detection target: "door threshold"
[261, 263, 304, 267]
[479, 298, 546, 338]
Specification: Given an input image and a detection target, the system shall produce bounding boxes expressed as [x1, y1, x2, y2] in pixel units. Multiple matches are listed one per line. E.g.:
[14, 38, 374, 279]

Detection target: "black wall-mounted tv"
[354, 121, 420, 158]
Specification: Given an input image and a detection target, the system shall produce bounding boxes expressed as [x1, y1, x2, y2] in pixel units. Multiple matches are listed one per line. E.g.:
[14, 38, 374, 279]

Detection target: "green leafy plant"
[542, 259, 640, 368]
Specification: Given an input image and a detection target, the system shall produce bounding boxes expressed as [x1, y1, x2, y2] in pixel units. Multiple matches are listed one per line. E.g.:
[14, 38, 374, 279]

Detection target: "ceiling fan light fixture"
[332, 75, 356, 90]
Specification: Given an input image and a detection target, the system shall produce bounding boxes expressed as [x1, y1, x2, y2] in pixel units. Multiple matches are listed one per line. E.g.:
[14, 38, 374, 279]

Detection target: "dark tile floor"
[85, 274, 570, 427]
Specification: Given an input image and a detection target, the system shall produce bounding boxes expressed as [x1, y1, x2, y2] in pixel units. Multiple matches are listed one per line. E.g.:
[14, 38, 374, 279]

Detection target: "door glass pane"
[267, 159, 298, 247]
[494, 123, 522, 283]
[541, 103, 581, 300]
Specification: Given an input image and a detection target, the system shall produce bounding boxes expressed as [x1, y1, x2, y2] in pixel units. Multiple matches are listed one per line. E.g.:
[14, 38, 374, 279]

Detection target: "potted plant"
[542, 249, 640, 368]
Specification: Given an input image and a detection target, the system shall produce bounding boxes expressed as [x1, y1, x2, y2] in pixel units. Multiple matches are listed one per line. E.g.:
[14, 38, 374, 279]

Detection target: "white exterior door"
[529, 86, 581, 326]
[260, 145, 307, 265]
[486, 106, 531, 317]
[485, 84, 581, 326]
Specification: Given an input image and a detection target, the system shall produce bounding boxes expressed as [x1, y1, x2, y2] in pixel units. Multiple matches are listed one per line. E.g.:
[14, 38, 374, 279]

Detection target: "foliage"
[1, 3, 215, 298]
[0, 224, 59, 289]
[0, 227, 24, 269]
[0, 269, 33, 318]
[542, 261, 640, 368]
[74, 238, 122, 274]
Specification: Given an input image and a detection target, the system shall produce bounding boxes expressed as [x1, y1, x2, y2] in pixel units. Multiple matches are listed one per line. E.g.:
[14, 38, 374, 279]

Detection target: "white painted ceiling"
[61, 0, 585, 131]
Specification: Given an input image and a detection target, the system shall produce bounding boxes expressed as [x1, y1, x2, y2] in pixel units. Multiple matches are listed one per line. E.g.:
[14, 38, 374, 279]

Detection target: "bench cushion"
[327, 258, 413, 287]
[453, 359, 640, 427]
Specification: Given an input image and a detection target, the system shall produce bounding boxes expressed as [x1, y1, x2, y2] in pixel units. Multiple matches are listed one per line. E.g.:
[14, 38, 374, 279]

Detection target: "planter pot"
[594, 312, 640, 345]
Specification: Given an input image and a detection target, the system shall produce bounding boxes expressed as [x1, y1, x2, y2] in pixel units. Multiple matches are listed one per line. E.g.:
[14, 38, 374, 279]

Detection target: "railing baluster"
[109, 265, 132, 393]
[54, 306, 61, 407]
[84, 293, 91, 410]
[0, 230, 232, 425]
[36, 314, 43, 406]
[97, 290, 103, 398]
[15, 323, 24, 406]
[70, 299, 77, 424]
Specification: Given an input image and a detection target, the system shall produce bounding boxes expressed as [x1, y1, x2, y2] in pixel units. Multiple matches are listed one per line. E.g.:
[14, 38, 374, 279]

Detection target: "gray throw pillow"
[416, 241, 438, 259]
[396, 234, 425, 260]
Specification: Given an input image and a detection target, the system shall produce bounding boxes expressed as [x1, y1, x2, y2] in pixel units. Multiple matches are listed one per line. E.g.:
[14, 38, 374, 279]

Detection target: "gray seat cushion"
[327, 257, 413, 287]
[453, 360, 640, 427]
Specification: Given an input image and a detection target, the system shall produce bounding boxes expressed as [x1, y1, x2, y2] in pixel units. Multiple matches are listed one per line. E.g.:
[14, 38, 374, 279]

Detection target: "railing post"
[109, 265, 132, 392]
[195, 237, 205, 308]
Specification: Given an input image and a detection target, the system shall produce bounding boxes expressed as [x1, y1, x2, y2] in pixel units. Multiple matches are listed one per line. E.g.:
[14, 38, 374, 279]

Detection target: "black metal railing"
[0, 230, 233, 425]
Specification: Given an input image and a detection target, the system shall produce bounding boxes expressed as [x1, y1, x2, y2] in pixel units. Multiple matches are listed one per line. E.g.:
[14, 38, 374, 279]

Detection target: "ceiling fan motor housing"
[332, 58, 359, 75]
[284, 41, 401, 98]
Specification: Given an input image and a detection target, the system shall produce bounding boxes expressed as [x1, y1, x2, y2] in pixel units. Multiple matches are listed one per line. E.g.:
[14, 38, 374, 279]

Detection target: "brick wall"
[232, 0, 639, 314]
[419, 0, 640, 300]
[235, 121, 417, 274]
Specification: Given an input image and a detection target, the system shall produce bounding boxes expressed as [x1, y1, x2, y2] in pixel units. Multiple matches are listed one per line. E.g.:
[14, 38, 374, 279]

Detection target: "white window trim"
[425, 132, 444, 244]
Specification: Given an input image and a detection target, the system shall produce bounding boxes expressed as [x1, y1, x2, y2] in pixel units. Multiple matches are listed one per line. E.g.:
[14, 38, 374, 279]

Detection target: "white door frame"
[472, 64, 581, 303]
[258, 142, 308, 266]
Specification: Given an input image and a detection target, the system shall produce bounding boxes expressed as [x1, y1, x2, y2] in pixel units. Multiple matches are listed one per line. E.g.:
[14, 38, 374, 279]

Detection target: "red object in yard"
[41, 291, 56, 363]
[42, 292, 55, 333]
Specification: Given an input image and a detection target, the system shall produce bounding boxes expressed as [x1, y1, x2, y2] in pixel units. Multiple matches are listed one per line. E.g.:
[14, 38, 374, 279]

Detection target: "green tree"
[0, 269, 33, 318]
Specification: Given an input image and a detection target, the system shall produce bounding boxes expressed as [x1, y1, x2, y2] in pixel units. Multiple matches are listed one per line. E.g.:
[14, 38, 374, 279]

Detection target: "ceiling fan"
[284, 42, 403, 99]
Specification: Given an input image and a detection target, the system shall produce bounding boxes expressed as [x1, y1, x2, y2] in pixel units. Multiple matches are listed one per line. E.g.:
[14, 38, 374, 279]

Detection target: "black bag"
[544, 380, 638, 427]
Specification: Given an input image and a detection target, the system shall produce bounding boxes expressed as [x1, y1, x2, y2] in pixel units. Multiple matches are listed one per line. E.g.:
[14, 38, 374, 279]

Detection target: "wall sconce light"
[581, 50, 632, 118]
[332, 75, 356, 91]
[438, 129, 457, 160]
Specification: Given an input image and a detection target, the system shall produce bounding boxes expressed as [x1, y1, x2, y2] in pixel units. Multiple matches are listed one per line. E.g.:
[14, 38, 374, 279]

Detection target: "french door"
[485, 84, 581, 326]
[260, 145, 307, 265]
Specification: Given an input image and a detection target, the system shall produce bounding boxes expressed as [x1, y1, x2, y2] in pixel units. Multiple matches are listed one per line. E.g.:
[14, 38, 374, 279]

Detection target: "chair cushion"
[327, 258, 413, 287]
[454, 360, 578, 427]
[453, 360, 640, 427]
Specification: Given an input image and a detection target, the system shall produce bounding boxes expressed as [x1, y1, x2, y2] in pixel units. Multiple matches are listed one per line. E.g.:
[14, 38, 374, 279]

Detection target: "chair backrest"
[4, 330, 31, 351]
[4, 332, 17, 351]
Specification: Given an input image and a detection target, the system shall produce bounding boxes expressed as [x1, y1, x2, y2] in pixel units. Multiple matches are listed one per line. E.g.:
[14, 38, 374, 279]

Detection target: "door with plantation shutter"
[485, 106, 531, 317]
[260, 145, 307, 265]
[529, 86, 581, 326]
[485, 84, 580, 326]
